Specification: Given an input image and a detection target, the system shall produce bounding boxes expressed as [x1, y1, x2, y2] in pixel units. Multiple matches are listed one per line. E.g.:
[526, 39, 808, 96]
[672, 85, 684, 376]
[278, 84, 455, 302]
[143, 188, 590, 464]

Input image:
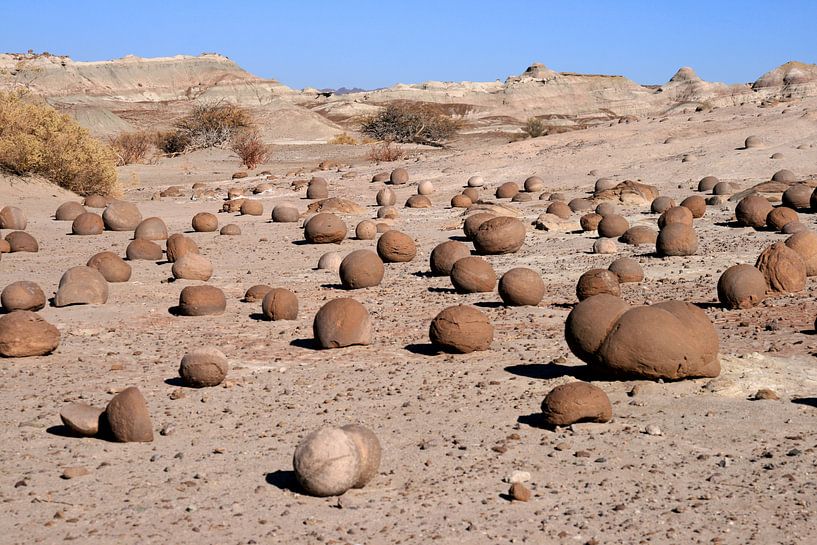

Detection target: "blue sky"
[2, 1, 816, 89]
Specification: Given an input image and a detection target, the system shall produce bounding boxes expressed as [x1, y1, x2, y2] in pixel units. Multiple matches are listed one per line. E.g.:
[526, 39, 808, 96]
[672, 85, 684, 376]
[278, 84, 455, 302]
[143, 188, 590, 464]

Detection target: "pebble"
[752, 388, 780, 401]
[61, 466, 89, 479]
[645, 424, 663, 436]
[507, 470, 531, 484]
[508, 482, 531, 502]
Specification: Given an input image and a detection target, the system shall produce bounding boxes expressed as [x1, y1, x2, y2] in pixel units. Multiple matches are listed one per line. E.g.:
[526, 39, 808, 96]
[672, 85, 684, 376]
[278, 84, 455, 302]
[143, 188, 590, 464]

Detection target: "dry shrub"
[169, 101, 253, 153]
[154, 130, 191, 155]
[361, 103, 460, 146]
[0, 91, 119, 195]
[230, 128, 270, 169]
[523, 117, 546, 138]
[109, 131, 154, 165]
[367, 141, 405, 163]
[329, 132, 358, 145]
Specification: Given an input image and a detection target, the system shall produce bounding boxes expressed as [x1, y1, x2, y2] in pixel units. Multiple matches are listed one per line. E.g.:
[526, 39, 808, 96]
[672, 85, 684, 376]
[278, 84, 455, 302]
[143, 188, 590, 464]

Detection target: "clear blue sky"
[2, 0, 816, 89]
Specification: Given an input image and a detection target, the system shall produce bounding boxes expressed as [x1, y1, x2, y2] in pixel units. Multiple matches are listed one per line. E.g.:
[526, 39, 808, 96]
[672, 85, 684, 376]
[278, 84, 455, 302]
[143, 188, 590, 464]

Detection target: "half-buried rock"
[0, 311, 60, 357]
[261, 288, 299, 320]
[313, 298, 371, 348]
[178, 285, 227, 316]
[429, 241, 471, 276]
[498, 267, 545, 306]
[576, 269, 620, 301]
[104, 387, 153, 442]
[126, 239, 163, 261]
[86, 252, 132, 283]
[179, 347, 228, 387]
[318, 251, 343, 272]
[72, 212, 104, 235]
[0, 206, 26, 230]
[240, 200, 264, 216]
[243, 284, 272, 303]
[172, 254, 213, 281]
[60, 402, 103, 436]
[271, 204, 299, 223]
[54, 266, 108, 307]
[377, 231, 416, 263]
[6, 231, 38, 252]
[717, 264, 767, 309]
[1, 281, 46, 311]
[304, 213, 347, 244]
[429, 305, 493, 353]
[451, 256, 496, 293]
[608, 257, 644, 283]
[339, 250, 384, 289]
[541, 382, 612, 426]
[102, 201, 142, 231]
[55, 201, 87, 222]
[656, 224, 698, 257]
[473, 216, 526, 255]
[133, 217, 169, 240]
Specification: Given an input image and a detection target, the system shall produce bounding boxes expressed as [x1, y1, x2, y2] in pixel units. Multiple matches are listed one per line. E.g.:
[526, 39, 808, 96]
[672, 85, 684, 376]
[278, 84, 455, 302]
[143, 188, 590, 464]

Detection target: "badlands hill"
[2, 53, 816, 142]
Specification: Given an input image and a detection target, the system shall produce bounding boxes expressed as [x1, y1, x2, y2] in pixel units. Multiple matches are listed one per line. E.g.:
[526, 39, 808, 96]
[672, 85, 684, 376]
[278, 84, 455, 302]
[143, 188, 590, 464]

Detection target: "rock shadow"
[504, 362, 596, 381]
[290, 338, 323, 350]
[404, 343, 443, 356]
[792, 397, 817, 408]
[265, 470, 301, 493]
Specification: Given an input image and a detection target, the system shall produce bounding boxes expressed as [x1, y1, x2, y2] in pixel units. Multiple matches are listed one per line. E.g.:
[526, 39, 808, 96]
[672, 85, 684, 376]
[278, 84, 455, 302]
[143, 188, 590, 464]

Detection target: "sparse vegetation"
[366, 140, 405, 163]
[328, 132, 358, 145]
[109, 131, 154, 165]
[164, 101, 253, 153]
[154, 130, 191, 155]
[0, 91, 119, 195]
[523, 117, 546, 138]
[361, 103, 460, 146]
[230, 128, 270, 169]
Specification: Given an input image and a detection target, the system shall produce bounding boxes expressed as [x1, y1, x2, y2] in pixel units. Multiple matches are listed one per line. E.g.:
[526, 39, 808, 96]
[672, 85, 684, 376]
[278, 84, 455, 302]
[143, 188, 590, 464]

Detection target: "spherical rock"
[541, 382, 612, 426]
[0, 206, 26, 230]
[429, 241, 471, 276]
[680, 195, 706, 218]
[656, 223, 698, 256]
[134, 217, 168, 240]
[126, 239, 163, 261]
[390, 168, 409, 184]
[179, 347, 228, 387]
[772, 169, 796, 183]
[712, 182, 734, 196]
[698, 176, 719, 192]
[450, 257, 497, 293]
[736, 195, 774, 228]
[304, 213, 347, 244]
[192, 212, 218, 232]
[54, 266, 108, 307]
[620, 226, 658, 246]
[1, 281, 46, 312]
[782, 185, 812, 210]
[658, 206, 693, 229]
[651, 196, 675, 214]
[306, 184, 329, 200]
[293, 427, 361, 497]
[355, 220, 377, 240]
[240, 200, 264, 216]
[377, 231, 416, 263]
[467, 176, 484, 187]
[524, 176, 544, 192]
[0, 311, 59, 357]
[220, 224, 241, 235]
[405, 195, 432, 208]
[785, 231, 817, 276]
[84, 194, 110, 208]
[166, 234, 199, 263]
[271, 205, 299, 223]
[576, 269, 620, 301]
[429, 305, 493, 353]
[71, 212, 104, 235]
[608, 257, 644, 283]
[261, 288, 299, 320]
[595, 202, 618, 217]
[767, 207, 798, 231]
[55, 202, 86, 221]
[339, 250, 384, 289]
[318, 251, 343, 272]
[376, 188, 396, 206]
[495, 182, 519, 199]
[717, 264, 767, 309]
[102, 201, 142, 231]
[755, 242, 806, 293]
[172, 254, 213, 281]
[86, 252, 132, 283]
[463, 212, 495, 240]
[568, 198, 593, 212]
[473, 216, 526, 255]
[451, 194, 472, 208]
[243, 284, 272, 303]
[512, 192, 532, 203]
[417, 181, 434, 195]
[593, 238, 618, 254]
[313, 298, 371, 348]
[580, 213, 602, 232]
[498, 267, 545, 306]
[597, 215, 629, 238]
[546, 201, 572, 220]
[376, 222, 391, 233]
[376, 206, 398, 219]
[565, 294, 630, 365]
[782, 221, 807, 234]
[595, 178, 617, 192]
[744, 135, 763, 149]
[104, 387, 153, 442]
[462, 187, 479, 202]
[178, 285, 227, 316]
[340, 424, 382, 488]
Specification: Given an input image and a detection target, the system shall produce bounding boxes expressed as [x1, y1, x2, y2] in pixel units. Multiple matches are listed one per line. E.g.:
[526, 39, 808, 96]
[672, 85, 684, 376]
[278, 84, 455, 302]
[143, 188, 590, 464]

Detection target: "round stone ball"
[84, 194, 110, 208]
[261, 288, 299, 320]
[594, 178, 617, 192]
[271, 205, 299, 223]
[651, 196, 675, 214]
[126, 239, 163, 261]
[304, 213, 347, 244]
[192, 212, 218, 232]
[755, 241, 806, 294]
[698, 176, 719, 192]
[306, 184, 328, 200]
[564, 294, 630, 365]
[451, 194, 472, 208]
[498, 267, 545, 306]
[134, 217, 168, 240]
[377, 206, 399, 219]
[429, 305, 493, 353]
[462, 188, 480, 202]
[220, 224, 241, 235]
[55, 201, 86, 221]
[608, 257, 644, 283]
[54, 266, 108, 307]
[166, 234, 199, 263]
[104, 386, 153, 443]
[782, 185, 812, 210]
[5, 231, 38, 252]
[717, 264, 767, 309]
[243, 284, 272, 303]
[102, 201, 142, 231]
[179, 347, 228, 387]
[240, 200, 263, 216]
[405, 195, 432, 208]
[178, 285, 227, 316]
[0, 206, 26, 230]
[377, 231, 416, 263]
[495, 182, 519, 199]
[597, 215, 629, 238]
[313, 298, 371, 348]
[782, 221, 807, 234]
[576, 269, 621, 301]
[318, 251, 343, 272]
[172, 254, 213, 281]
[772, 169, 796, 183]
[524, 176, 544, 192]
[580, 213, 603, 232]
[620, 226, 658, 246]
[473, 216, 526, 255]
[785, 230, 817, 276]
[417, 181, 434, 195]
[656, 223, 698, 256]
[736, 196, 774, 229]
[86, 251, 132, 282]
[72, 212, 104, 235]
[0, 310, 60, 357]
[680, 195, 706, 218]
[429, 241, 471, 276]
[568, 198, 593, 212]
[340, 424, 382, 488]
[450, 256, 497, 293]
[376, 188, 396, 207]
[376, 222, 391, 233]
[293, 427, 361, 497]
[595, 202, 618, 217]
[511, 192, 532, 203]
[355, 220, 377, 240]
[339, 250, 384, 289]
[546, 201, 572, 220]
[593, 238, 617, 254]
[463, 212, 495, 240]
[658, 206, 694, 229]
[744, 135, 763, 149]
[767, 207, 798, 231]
[390, 168, 409, 184]
[467, 176, 485, 187]
[541, 382, 612, 426]
[1, 281, 46, 312]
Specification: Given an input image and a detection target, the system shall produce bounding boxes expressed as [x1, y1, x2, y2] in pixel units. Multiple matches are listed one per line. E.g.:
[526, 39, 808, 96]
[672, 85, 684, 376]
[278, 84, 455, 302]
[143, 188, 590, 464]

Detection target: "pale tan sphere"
[417, 181, 434, 195]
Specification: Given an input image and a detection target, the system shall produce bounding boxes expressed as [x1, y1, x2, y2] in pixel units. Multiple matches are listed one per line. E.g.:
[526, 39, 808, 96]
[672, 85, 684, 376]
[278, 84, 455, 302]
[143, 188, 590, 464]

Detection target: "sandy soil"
[1, 97, 817, 545]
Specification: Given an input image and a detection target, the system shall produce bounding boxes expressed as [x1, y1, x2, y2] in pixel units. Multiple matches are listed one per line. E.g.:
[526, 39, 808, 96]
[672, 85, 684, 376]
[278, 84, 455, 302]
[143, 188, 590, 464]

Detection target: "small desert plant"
[523, 117, 546, 138]
[0, 91, 119, 195]
[366, 140, 405, 163]
[154, 130, 191, 155]
[109, 130, 154, 165]
[329, 132, 358, 145]
[230, 128, 270, 169]
[361, 103, 459, 146]
[170, 101, 253, 152]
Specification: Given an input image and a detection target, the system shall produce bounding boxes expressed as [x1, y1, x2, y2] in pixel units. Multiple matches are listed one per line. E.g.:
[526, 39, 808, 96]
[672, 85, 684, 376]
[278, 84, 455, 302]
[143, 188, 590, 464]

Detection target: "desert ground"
[1, 69, 817, 545]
